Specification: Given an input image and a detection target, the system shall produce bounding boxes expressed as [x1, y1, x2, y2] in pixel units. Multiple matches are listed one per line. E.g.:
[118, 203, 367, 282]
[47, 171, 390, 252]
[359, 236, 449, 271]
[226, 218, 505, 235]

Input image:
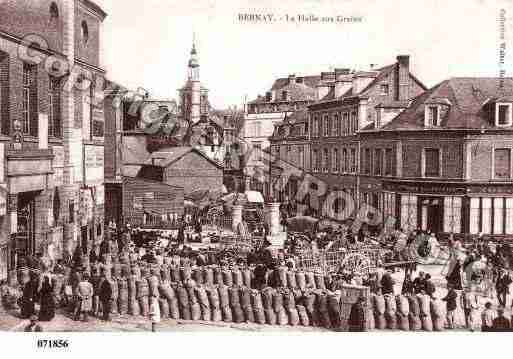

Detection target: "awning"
[245, 191, 264, 203]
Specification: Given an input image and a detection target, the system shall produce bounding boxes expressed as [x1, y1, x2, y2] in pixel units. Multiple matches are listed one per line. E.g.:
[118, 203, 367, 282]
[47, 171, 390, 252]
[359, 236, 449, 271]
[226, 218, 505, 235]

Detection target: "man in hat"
[98, 268, 113, 321]
[24, 315, 43, 332]
[76, 273, 93, 322]
[496, 269, 512, 307]
[442, 283, 458, 329]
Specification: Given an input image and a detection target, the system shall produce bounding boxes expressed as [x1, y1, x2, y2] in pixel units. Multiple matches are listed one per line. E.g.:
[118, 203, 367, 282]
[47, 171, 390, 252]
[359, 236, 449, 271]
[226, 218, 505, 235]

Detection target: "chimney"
[396, 55, 410, 101]
[288, 74, 296, 84]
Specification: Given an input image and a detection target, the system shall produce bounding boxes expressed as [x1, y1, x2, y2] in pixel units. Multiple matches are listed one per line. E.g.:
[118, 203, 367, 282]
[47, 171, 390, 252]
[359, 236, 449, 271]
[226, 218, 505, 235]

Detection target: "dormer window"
[425, 105, 440, 127]
[496, 103, 512, 127]
[282, 91, 288, 101]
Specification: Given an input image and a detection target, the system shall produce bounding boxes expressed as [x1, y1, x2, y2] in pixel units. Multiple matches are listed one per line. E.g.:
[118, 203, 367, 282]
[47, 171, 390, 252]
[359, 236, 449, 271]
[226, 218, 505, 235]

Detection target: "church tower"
[188, 35, 201, 124]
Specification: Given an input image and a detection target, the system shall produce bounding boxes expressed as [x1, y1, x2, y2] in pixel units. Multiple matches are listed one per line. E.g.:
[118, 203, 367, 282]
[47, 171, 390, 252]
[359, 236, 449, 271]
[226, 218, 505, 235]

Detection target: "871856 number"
[36, 339, 69, 349]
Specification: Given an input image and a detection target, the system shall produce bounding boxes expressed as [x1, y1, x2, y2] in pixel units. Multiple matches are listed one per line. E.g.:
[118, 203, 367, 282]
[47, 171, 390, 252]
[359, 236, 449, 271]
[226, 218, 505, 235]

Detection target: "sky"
[97, 0, 513, 109]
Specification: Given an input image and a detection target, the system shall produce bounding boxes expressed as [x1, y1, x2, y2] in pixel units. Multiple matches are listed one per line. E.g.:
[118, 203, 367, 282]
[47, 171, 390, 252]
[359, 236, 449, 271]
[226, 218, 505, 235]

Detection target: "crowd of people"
[3, 210, 513, 333]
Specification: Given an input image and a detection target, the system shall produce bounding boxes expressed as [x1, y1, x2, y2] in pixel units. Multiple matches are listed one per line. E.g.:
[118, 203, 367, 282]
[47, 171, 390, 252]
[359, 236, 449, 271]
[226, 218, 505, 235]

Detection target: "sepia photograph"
[0, 0, 512, 352]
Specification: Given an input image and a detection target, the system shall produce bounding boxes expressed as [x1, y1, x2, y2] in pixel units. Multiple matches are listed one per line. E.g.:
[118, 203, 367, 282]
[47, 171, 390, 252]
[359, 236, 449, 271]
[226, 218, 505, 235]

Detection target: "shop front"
[383, 181, 513, 241]
[4, 147, 55, 271]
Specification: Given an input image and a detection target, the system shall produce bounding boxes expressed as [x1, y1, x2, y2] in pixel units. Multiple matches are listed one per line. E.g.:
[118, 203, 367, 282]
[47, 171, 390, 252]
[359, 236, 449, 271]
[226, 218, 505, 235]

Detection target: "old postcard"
[0, 0, 512, 354]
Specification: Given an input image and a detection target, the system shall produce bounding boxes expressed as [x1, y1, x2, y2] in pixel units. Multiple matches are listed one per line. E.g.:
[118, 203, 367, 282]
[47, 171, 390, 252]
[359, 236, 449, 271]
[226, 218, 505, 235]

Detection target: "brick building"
[0, 0, 107, 278]
[360, 77, 513, 240]
[305, 55, 426, 217]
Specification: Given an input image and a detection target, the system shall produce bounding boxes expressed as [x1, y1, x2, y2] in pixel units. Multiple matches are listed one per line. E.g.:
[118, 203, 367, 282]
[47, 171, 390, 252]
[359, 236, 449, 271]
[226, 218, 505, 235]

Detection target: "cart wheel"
[340, 253, 372, 276]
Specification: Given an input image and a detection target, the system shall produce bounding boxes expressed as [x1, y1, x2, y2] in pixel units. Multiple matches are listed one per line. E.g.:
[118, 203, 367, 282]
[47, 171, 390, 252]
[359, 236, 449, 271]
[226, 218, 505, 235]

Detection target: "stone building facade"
[0, 0, 107, 279]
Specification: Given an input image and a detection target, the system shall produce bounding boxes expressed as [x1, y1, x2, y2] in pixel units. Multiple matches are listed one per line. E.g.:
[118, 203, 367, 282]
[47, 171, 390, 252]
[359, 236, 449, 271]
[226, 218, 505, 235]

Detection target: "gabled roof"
[381, 77, 513, 130]
[144, 146, 224, 169]
[315, 63, 427, 104]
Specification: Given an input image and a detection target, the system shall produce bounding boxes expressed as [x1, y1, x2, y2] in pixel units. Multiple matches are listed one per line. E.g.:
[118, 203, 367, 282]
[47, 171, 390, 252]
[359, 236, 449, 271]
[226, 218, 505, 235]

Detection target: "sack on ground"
[264, 308, 277, 325]
[409, 313, 422, 331]
[159, 298, 170, 318]
[297, 305, 310, 326]
[296, 272, 306, 291]
[232, 268, 244, 286]
[138, 295, 149, 317]
[286, 271, 297, 289]
[421, 315, 433, 331]
[375, 313, 386, 330]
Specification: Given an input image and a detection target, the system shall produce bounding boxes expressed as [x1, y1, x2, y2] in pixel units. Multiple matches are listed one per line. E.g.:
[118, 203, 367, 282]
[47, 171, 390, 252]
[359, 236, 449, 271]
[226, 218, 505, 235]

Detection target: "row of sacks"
[65, 264, 330, 291]
[91, 276, 346, 328]
[369, 293, 447, 331]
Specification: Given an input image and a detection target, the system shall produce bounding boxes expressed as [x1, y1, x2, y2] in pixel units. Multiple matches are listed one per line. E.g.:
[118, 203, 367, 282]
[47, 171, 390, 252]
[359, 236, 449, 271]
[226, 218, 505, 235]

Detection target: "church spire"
[188, 32, 199, 70]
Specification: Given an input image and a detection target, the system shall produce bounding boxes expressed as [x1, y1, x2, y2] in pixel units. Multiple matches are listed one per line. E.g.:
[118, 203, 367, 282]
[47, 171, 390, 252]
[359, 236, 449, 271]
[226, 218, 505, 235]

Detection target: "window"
[374, 149, 383, 176]
[385, 148, 394, 176]
[426, 105, 440, 127]
[299, 146, 304, 168]
[494, 148, 511, 179]
[496, 103, 512, 126]
[333, 113, 340, 136]
[265, 92, 272, 102]
[380, 84, 389, 95]
[364, 148, 372, 174]
[342, 112, 349, 136]
[322, 148, 329, 172]
[281, 91, 288, 101]
[255, 122, 261, 137]
[286, 145, 292, 162]
[48, 76, 61, 138]
[69, 200, 75, 223]
[92, 120, 104, 138]
[49, 2, 59, 21]
[333, 148, 339, 172]
[312, 115, 319, 137]
[81, 21, 89, 44]
[350, 110, 358, 134]
[424, 148, 441, 177]
[323, 115, 329, 137]
[253, 143, 262, 162]
[342, 148, 348, 173]
[312, 149, 319, 172]
[350, 148, 357, 173]
[22, 63, 37, 136]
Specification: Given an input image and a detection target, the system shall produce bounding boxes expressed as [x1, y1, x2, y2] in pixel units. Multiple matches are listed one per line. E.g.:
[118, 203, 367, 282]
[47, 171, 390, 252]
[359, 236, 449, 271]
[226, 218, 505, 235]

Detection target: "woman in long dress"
[38, 276, 56, 321]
